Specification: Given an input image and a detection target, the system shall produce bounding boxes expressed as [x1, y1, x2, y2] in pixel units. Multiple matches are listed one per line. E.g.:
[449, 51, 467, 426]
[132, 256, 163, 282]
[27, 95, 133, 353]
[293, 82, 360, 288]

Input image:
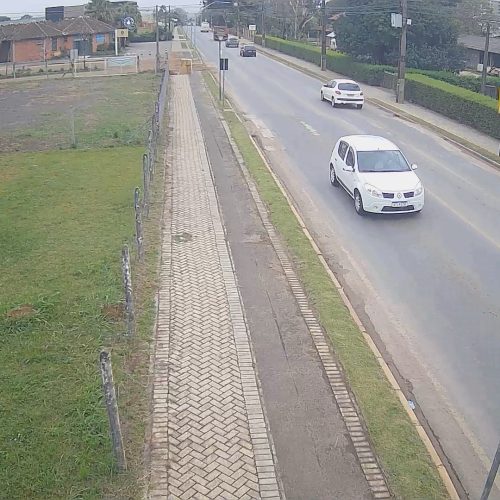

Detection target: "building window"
[51, 37, 58, 51]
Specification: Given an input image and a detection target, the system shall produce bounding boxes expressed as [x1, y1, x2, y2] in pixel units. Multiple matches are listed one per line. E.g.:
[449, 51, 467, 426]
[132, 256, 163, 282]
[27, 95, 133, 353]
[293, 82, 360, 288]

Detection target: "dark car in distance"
[225, 37, 239, 48]
[240, 45, 256, 57]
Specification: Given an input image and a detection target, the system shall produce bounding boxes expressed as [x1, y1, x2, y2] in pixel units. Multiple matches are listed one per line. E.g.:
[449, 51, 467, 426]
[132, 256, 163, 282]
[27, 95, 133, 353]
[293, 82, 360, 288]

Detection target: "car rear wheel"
[356, 104, 363, 109]
[331, 98, 336, 108]
[354, 190, 365, 215]
[321, 92, 324, 101]
[329, 164, 339, 187]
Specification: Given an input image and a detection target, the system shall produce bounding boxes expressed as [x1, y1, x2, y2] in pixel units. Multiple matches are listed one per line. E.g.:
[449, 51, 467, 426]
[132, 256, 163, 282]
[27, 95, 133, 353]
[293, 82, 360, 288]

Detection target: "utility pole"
[320, 0, 326, 71]
[481, 21, 491, 95]
[155, 5, 160, 74]
[480, 441, 500, 500]
[396, 0, 408, 103]
[235, 1, 240, 38]
[168, 5, 171, 34]
[261, 0, 266, 47]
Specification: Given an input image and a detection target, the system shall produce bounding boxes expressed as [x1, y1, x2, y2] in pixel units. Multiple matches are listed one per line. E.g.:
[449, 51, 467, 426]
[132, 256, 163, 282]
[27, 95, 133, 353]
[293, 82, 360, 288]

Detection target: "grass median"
[202, 70, 448, 499]
[0, 73, 164, 498]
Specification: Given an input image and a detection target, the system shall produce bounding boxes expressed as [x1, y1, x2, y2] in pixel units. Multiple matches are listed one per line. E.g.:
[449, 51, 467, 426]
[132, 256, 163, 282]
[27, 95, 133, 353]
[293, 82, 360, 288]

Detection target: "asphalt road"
[193, 31, 500, 499]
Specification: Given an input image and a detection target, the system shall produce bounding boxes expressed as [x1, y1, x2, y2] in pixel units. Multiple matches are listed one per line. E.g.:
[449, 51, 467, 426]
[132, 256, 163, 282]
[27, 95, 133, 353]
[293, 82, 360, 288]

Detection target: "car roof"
[340, 135, 399, 151]
[334, 79, 359, 84]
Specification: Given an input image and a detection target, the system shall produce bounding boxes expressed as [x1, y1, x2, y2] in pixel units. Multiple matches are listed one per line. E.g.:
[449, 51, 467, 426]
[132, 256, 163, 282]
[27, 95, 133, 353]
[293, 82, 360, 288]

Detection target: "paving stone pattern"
[148, 75, 280, 500]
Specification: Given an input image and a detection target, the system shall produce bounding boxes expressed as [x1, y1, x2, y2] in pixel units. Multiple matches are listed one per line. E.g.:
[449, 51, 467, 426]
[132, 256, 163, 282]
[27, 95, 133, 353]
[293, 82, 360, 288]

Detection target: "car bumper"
[363, 193, 424, 213]
[336, 97, 364, 105]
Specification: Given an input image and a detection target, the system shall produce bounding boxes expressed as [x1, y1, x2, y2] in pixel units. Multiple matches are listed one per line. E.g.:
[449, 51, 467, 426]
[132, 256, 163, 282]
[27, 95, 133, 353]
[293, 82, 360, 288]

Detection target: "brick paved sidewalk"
[148, 75, 280, 500]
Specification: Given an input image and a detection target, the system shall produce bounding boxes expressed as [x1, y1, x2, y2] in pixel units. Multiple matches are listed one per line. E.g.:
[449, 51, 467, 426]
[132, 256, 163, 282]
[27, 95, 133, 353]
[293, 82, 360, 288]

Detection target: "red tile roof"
[0, 17, 114, 42]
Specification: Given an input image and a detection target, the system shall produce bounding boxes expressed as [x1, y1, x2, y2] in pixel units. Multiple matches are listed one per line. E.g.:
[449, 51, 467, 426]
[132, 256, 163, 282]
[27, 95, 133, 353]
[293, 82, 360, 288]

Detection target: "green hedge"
[406, 74, 500, 139]
[407, 68, 500, 94]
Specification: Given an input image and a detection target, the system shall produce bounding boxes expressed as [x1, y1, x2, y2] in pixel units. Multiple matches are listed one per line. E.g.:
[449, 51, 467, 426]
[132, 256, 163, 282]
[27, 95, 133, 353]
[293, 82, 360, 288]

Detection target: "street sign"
[249, 24, 256, 31]
[220, 58, 228, 71]
[115, 28, 129, 38]
[391, 13, 402, 28]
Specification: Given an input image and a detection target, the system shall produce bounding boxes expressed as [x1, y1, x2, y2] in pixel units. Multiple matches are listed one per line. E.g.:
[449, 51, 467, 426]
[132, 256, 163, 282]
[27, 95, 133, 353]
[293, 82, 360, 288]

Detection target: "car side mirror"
[344, 165, 354, 172]
[411, 163, 418, 170]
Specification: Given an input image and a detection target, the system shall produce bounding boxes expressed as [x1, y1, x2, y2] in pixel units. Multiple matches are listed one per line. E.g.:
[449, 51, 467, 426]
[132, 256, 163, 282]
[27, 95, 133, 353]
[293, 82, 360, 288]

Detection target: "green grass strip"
[202, 71, 448, 499]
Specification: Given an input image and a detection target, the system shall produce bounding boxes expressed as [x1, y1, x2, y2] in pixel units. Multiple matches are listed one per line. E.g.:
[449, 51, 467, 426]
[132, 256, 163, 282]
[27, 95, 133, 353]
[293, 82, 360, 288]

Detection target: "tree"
[455, 0, 492, 35]
[331, 0, 465, 71]
[86, 0, 113, 23]
[0, 16, 11, 22]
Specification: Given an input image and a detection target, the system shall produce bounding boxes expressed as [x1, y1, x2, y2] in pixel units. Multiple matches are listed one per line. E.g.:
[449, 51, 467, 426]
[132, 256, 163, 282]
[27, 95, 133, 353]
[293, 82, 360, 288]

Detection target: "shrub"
[407, 69, 500, 94]
[405, 74, 500, 139]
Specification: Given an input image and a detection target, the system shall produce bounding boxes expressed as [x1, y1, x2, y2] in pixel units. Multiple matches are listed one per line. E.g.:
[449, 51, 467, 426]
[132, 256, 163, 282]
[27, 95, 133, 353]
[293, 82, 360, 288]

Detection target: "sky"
[0, 0, 201, 17]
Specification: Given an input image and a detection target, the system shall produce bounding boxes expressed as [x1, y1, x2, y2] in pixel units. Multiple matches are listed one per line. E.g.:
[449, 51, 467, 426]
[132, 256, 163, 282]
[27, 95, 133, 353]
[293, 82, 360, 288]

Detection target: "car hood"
[359, 171, 421, 191]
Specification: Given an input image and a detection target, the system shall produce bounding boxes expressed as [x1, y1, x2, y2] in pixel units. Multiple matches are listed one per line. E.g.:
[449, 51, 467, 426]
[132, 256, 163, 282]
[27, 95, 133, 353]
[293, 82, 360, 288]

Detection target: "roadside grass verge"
[202, 70, 448, 499]
[0, 143, 163, 498]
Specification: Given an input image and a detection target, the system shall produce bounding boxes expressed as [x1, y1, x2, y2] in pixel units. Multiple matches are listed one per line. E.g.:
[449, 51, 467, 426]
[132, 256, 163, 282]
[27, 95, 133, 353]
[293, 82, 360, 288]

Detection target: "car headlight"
[364, 183, 382, 198]
[414, 183, 423, 196]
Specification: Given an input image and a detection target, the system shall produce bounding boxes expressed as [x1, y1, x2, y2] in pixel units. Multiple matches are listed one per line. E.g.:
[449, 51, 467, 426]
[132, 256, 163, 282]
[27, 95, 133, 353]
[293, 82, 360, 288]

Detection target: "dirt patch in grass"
[0, 74, 158, 152]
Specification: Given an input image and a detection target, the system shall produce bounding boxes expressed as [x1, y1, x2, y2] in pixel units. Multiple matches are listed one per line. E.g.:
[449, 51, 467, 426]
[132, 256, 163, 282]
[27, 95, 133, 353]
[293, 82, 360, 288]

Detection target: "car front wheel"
[354, 190, 365, 215]
[329, 164, 339, 187]
[321, 91, 324, 101]
[356, 104, 363, 109]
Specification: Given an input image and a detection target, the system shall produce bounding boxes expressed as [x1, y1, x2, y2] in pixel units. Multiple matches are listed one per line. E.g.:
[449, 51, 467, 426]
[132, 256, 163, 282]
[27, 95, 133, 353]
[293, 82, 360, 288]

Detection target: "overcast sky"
[0, 1, 201, 17]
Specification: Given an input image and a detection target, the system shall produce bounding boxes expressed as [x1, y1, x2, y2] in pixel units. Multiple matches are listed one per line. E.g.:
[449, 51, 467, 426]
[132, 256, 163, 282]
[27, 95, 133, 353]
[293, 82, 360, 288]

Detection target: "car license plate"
[392, 202, 408, 207]
[348, 93, 355, 96]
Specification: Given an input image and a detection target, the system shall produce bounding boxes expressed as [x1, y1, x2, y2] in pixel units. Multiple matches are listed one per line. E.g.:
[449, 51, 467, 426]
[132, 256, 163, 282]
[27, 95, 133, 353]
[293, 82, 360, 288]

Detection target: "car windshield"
[338, 83, 360, 91]
[357, 150, 411, 173]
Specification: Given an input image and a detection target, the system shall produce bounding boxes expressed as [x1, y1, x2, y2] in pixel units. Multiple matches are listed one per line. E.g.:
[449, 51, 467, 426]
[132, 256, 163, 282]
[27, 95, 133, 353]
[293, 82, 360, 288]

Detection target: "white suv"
[329, 135, 424, 215]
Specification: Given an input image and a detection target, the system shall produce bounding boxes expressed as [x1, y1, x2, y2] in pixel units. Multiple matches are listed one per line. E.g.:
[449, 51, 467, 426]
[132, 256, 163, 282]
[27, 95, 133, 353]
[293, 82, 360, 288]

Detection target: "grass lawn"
[0, 148, 146, 497]
[0, 70, 163, 497]
[202, 70, 449, 499]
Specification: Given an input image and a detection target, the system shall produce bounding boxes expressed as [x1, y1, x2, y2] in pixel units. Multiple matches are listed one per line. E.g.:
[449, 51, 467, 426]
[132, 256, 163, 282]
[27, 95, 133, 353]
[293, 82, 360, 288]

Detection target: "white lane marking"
[300, 121, 320, 136]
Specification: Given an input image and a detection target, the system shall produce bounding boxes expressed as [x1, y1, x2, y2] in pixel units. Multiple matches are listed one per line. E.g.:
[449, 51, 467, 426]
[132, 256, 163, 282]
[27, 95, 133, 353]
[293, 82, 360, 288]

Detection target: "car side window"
[337, 141, 348, 160]
[346, 148, 355, 168]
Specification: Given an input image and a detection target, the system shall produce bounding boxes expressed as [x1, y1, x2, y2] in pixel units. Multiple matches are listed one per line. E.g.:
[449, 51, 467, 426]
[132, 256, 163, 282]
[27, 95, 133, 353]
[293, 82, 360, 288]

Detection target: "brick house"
[0, 17, 115, 63]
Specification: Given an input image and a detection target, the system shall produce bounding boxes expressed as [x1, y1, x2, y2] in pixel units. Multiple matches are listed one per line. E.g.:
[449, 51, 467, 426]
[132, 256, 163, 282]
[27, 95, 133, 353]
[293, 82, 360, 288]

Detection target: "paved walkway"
[148, 76, 280, 499]
[250, 41, 499, 157]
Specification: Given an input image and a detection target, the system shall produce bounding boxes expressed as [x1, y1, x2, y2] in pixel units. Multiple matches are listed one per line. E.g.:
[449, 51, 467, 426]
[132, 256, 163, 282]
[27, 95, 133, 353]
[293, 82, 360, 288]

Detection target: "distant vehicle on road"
[321, 79, 364, 109]
[200, 21, 210, 32]
[213, 26, 228, 41]
[225, 36, 239, 48]
[240, 45, 256, 57]
[329, 135, 424, 215]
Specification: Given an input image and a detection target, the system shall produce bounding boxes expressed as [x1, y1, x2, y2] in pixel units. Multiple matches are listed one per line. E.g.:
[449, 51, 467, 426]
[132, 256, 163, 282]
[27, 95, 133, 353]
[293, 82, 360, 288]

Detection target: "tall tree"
[332, 0, 465, 71]
[86, 0, 113, 23]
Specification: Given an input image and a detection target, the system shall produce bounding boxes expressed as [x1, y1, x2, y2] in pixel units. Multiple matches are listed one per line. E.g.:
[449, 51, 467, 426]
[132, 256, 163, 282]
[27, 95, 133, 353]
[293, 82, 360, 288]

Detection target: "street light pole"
[481, 21, 491, 95]
[396, 0, 408, 103]
[261, 0, 266, 47]
[320, 0, 326, 71]
[480, 441, 500, 500]
[155, 4, 160, 74]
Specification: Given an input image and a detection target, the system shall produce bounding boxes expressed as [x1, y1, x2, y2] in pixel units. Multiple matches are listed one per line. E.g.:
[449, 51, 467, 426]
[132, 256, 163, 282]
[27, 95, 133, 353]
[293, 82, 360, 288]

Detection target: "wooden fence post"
[121, 244, 135, 335]
[99, 350, 127, 471]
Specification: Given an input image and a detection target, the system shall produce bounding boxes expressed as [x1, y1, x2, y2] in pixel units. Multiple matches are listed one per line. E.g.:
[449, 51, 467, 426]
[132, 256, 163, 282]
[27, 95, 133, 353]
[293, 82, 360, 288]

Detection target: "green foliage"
[333, 0, 465, 71]
[407, 68, 500, 93]
[405, 74, 500, 138]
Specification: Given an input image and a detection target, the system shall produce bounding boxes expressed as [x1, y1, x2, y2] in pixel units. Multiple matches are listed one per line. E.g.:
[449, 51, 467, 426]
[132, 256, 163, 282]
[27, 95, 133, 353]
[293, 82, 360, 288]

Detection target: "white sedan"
[329, 135, 424, 215]
[320, 79, 364, 109]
